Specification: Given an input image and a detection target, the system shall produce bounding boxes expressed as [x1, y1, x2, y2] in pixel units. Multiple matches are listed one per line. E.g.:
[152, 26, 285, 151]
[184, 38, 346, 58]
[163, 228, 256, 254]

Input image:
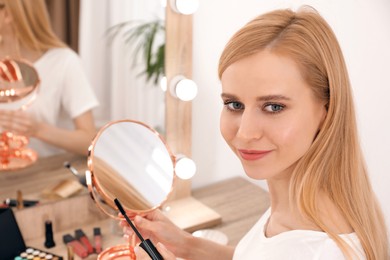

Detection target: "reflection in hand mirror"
[0, 58, 40, 110]
[0, 58, 40, 170]
[87, 120, 176, 217]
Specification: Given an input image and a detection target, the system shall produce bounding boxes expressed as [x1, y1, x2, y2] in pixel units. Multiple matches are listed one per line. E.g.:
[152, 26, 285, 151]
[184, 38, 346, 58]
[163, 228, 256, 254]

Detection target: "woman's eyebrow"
[257, 95, 291, 102]
[221, 93, 237, 99]
[221, 93, 290, 101]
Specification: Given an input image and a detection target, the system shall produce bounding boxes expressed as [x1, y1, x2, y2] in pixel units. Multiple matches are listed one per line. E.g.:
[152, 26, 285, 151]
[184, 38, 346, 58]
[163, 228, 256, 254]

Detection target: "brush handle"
[140, 239, 163, 260]
[114, 198, 144, 242]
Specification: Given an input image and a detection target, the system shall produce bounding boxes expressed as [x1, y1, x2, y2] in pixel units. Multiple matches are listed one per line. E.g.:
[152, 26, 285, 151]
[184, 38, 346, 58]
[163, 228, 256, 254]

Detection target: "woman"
[121, 6, 388, 260]
[0, 0, 98, 156]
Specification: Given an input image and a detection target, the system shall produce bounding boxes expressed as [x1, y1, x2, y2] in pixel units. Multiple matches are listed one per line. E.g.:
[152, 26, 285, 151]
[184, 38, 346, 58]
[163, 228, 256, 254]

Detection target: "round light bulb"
[175, 156, 196, 180]
[160, 76, 167, 92]
[173, 0, 199, 15]
[174, 78, 197, 101]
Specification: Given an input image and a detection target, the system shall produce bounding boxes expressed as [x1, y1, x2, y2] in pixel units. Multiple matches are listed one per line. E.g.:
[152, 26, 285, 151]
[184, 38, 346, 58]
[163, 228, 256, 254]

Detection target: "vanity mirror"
[87, 119, 175, 216]
[2, 2, 222, 246]
[86, 119, 175, 259]
[0, 58, 40, 170]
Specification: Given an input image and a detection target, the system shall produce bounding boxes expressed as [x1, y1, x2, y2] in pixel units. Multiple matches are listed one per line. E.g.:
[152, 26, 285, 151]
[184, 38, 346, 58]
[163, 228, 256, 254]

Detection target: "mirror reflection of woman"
[0, 0, 98, 156]
[121, 6, 388, 260]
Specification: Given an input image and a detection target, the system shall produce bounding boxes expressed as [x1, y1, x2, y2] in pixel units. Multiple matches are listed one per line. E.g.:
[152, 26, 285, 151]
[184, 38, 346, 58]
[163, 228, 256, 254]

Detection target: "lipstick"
[63, 234, 88, 258]
[93, 227, 102, 254]
[75, 229, 94, 254]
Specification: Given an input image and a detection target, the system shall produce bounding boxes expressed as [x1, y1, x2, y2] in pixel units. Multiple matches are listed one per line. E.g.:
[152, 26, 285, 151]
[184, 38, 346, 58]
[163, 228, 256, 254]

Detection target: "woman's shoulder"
[34, 48, 84, 71]
[36, 48, 80, 64]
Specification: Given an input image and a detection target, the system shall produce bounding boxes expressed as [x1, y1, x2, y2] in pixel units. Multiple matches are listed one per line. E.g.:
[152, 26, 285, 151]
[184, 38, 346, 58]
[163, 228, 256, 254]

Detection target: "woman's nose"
[236, 110, 262, 141]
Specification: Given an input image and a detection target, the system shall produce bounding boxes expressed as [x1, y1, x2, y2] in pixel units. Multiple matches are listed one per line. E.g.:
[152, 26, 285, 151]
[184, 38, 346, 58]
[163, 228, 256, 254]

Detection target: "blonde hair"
[219, 6, 388, 260]
[3, 0, 66, 51]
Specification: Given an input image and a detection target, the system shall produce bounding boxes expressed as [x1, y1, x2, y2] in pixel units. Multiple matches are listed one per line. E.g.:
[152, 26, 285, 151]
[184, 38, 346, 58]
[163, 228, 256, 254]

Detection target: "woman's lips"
[238, 149, 272, 161]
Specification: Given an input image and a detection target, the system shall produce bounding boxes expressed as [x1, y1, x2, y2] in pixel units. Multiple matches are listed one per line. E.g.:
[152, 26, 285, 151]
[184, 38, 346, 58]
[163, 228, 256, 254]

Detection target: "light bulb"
[171, 0, 199, 15]
[160, 76, 167, 92]
[175, 156, 196, 180]
[170, 76, 198, 101]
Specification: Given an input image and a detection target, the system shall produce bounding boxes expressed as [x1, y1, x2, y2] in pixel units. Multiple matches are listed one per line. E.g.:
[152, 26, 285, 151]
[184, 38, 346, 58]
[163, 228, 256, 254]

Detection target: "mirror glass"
[88, 120, 175, 214]
[0, 1, 168, 207]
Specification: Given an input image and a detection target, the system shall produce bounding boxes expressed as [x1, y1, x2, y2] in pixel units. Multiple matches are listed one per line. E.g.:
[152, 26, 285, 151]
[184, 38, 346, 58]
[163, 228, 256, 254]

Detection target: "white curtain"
[78, 0, 165, 132]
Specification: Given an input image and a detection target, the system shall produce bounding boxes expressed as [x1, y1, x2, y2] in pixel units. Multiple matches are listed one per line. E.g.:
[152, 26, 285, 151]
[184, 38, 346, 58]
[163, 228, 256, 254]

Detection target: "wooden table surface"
[24, 177, 270, 259]
[0, 153, 87, 203]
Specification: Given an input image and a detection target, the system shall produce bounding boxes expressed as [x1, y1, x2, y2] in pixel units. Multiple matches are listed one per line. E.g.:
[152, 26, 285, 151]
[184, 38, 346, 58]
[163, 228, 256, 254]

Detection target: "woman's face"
[220, 50, 327, 181]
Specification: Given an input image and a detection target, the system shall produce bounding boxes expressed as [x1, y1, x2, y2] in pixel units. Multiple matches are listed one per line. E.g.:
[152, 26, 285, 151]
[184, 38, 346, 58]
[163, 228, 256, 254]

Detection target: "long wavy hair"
[218, 6, 388, 260]
[3, 0, 66, 51]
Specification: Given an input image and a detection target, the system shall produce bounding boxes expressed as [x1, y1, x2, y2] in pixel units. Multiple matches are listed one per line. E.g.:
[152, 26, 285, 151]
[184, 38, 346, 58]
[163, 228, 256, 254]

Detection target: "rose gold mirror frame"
[86, 119, 178, 260]
[0, 58, 40, 171]
[86, 119, 177, 219]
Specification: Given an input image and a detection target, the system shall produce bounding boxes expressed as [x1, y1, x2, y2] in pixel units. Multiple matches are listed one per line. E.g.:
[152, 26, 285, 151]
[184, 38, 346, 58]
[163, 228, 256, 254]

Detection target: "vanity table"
[23, 177, 270, 259]
[0, 153, 88, 202]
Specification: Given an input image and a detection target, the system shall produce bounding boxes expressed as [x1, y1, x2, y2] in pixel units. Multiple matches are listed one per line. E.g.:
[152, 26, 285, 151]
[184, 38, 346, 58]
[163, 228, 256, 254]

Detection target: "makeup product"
[16, 190, 24, 209]
[63, 161, 87, 187]
[62, 234, 88, 258]
[66, 245, 74, 260]
[93, 227, 102, 254]
[4, 198, 39, 207]
[114, 198, 163, 260]
[75, 229, 94, 254]
[44, 220, 56, 248]
[17, 248, 62, 260]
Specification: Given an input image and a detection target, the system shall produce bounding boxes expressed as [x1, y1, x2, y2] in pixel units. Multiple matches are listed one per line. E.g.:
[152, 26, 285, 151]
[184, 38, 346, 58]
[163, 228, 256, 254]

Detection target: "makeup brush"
[114, 198, 163, 260]
[63, 161, 87, 187]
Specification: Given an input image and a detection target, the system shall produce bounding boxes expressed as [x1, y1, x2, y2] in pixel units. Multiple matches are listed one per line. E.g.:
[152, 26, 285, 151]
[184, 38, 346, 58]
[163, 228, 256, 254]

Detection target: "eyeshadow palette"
[0, 208, 63, 260]
[14, 247, 63, 260]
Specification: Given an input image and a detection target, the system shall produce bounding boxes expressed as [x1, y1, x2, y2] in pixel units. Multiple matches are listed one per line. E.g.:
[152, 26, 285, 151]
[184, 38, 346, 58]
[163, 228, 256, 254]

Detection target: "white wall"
[191, 0, 390, 234]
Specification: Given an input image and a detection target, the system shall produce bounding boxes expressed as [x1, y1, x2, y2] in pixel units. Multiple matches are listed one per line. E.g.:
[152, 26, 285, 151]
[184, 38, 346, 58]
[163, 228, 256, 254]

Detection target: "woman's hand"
[0, 110, 39, 137]
[120, 209, 192, 259]
[134, 242, 176, 260]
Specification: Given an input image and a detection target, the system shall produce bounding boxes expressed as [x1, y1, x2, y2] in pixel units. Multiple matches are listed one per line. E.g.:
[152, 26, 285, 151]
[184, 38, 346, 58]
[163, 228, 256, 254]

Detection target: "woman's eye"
[224, 101, 244, 111]
[264, 103, 284, 113]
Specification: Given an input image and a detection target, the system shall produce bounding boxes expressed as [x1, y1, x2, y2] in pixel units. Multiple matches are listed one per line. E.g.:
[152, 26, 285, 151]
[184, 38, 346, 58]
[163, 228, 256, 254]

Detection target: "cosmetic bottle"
[93, 227, 102, 254]
[62, 234, 88, 258]
[44, 221, 56, 248]
[75, 229, 94, 254]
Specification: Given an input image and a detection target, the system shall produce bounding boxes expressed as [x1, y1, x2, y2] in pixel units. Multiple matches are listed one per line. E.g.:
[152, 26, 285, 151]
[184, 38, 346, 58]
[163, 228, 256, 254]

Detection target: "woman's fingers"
[134, 245, 151, 260]
[134, 243, 176, 260]
[156, 242, 176, 260]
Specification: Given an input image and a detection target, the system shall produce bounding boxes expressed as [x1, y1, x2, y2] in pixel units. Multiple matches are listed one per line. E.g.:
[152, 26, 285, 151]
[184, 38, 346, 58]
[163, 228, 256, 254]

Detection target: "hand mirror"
[86, 119, 176, 259]
[0, 58, 40, 170]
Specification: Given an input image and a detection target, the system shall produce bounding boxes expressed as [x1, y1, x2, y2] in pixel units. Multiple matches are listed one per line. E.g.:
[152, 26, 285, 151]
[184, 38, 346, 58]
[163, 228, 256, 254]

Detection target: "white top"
[27, 48, 99, 157]
[233, 208, 366, 259]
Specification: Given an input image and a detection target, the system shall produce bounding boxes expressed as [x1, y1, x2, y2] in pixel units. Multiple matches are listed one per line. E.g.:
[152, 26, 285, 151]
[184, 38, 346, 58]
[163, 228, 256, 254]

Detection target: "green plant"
[107, 19, 165, 85]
